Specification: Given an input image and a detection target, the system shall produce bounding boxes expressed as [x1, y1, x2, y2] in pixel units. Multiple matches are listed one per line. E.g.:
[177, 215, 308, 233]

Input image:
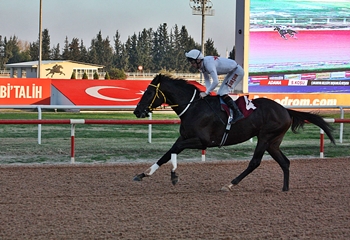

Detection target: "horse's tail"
[287, 109, 335, 144]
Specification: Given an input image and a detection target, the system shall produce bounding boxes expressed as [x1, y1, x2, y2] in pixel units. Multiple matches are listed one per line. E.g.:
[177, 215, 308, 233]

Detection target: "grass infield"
[0, 110, 349, 164]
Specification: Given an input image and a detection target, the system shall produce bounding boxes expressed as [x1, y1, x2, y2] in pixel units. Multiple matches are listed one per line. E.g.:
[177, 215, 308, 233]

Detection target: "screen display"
[248, 0, 350, 93]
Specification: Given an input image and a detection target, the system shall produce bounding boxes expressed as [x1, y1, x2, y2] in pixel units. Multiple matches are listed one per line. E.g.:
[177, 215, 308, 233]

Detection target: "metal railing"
[250, 17, 349, 27]
[0, 104, 350, 144]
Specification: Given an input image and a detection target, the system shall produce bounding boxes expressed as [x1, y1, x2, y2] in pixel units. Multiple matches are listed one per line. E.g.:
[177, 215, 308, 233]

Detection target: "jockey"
[185, 49, 244, 123]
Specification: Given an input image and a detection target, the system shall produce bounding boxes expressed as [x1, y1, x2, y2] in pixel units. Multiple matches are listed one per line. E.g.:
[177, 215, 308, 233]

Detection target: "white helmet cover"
[185, 49, 204, 60]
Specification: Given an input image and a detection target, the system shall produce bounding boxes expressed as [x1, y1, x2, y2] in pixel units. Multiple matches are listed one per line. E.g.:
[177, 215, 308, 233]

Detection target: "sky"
[1, 0, 236, 57]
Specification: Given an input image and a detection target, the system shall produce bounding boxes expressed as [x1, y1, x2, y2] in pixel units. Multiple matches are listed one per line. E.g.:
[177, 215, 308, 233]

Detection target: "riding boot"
[222, 95, 244, 123]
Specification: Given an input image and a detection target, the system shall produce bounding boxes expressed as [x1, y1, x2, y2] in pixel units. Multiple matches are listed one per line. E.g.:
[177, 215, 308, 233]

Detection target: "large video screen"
[248, 0, 350, 93]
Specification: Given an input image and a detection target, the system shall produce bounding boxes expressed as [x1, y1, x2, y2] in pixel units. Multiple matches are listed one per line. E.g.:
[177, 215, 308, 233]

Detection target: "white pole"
[70, 124, 75, 163]
[38, 0, 42, 78]
[37, 106, 42, 144]
[320, 129, 324, 158]
[148, 112, 152, 143]
[340, 107, 344, 143]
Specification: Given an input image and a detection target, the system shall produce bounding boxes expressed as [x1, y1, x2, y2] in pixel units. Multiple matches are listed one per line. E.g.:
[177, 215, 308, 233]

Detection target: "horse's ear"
[152, 74, 161, 83]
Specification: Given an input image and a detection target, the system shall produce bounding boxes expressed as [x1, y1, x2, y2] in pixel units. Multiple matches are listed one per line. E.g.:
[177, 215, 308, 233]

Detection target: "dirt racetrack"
[1, 157, 349, 239]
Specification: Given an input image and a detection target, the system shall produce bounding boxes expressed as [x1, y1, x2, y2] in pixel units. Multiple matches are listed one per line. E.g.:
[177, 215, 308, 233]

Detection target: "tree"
[113, 30, 123, 69]
[79, 40, 88, 62]
[108, 68, 126, 79]
[152, 23, 170, 71]
[1, 23, 220, 73]
[204, 38, 219, 56]
[229, 46, 235, 60]
[0, 36, 5, 69]
[4, 36, 22, 63]
[70, 71, 76, 79]
[29, 41, 38, 60]
[82, 72, 88, 79]
[41, 29, 51, 60]
[93, 71, 99, 79]
[89, 31, 113, 69]
[61, 36, 70, 60]
[69, 38, 80, 61]
[104, 72, 110, 79]
[51, 43, 61, 60]
[172, 25, 187, 72]
[179, 25, 197, 72]
[137, 28, 153, 71]
[124, 37, 132, 71]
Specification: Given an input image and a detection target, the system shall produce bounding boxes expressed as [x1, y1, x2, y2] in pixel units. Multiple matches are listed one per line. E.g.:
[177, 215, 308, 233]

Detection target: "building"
[5, 60, 104, 79]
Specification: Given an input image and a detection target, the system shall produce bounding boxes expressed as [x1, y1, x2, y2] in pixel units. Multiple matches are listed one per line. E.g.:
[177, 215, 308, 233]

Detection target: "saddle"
[219, 95, 256, 147]
[220, 95, 256, 119]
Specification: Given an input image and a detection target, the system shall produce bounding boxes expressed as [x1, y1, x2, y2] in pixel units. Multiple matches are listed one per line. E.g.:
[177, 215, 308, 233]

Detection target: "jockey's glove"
[200, 92, 208, 98]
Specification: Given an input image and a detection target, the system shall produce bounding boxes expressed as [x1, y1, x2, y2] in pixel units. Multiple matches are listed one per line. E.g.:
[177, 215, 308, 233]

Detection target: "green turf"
[0, 110, 349, 164]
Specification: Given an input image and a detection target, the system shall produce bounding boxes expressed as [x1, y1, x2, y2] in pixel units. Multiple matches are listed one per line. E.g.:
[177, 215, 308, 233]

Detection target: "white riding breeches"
[217, 65, 244, 96]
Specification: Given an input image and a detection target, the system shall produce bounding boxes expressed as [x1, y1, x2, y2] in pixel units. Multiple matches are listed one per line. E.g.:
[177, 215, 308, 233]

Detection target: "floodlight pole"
[201, 1, 206, 55]
[38, 0, 42, 78]
[189, 0, 214, 56]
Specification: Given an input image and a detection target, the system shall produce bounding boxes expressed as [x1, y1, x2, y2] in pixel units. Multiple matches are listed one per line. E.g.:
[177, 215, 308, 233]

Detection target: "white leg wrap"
[146, 163, 159, 176]
[171, 153, 177, 172]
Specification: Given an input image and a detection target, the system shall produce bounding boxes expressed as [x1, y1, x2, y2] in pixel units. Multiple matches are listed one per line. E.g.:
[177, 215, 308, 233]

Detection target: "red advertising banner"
[1, 78, 349, 107]
[0, 78, 51, 105]
[51, 79, 152, 106]
[259, 80, 289, 86]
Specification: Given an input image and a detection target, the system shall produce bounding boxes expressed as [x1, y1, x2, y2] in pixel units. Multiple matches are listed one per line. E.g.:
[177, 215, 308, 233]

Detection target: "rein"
[178, 89, 197, 117]
[148, 83, 197, 117]
[148, 83, 178, 110]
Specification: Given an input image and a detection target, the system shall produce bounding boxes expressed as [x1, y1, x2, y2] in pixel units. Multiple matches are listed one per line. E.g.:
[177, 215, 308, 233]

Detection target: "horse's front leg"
[133, 137, 204, 185]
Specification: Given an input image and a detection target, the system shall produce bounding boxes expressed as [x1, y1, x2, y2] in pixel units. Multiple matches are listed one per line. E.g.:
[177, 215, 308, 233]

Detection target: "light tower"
[189, 0, 214, 56]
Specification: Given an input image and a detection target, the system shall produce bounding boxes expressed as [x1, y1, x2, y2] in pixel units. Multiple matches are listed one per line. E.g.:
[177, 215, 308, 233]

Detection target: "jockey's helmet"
[185, 49, 204, 63]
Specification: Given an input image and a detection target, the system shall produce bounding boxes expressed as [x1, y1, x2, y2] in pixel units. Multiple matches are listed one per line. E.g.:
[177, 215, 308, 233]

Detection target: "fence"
[0, 119, 180, 163]
[1, 104, 350, 143]
[250, 17, 349, 27]
[0, 118, 349, 163]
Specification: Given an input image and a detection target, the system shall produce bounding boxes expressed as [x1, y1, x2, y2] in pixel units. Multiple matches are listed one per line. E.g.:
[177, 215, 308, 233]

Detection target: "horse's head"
[134, 74, 166, 118]
[273, 26, 279, 31]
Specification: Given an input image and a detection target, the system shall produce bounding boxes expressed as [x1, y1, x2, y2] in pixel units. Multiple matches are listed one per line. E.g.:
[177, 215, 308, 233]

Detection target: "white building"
[5, 60, 104, 79]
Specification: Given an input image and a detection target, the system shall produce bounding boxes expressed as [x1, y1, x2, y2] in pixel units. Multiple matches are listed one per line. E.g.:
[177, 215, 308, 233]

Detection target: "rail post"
[71, 123, 76, 163]
[339, 107, 344, 143]
[148, 113, 152, 143]
[320, 129, 324, 158]
[37, 106, 42, 144]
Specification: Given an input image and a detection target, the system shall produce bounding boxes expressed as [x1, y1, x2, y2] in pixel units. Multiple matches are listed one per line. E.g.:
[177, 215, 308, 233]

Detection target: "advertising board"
[249, 0, 350, 94]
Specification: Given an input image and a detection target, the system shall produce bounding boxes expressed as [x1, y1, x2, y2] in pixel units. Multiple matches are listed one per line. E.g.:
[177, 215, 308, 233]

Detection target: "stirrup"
[231, 112, 244, 124]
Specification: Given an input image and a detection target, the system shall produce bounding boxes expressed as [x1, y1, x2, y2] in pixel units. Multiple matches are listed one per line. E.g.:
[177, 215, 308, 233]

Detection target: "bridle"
[147, 83, 178, 112]
[147, 83, 197, 117]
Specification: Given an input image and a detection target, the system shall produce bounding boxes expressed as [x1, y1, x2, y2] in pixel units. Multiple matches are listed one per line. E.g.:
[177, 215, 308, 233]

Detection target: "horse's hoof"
[220, 184, 233, 192]
[171, 171, 179, 186]
[171, 178, 179, 186]
[133, 173, 145, 182]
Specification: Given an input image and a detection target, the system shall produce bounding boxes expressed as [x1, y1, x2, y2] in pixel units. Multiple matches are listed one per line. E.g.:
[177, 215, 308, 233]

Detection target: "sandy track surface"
[1, 158, 349, 239]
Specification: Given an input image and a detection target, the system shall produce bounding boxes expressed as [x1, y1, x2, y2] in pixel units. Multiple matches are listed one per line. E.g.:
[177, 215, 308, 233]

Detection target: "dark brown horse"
[133, 74, 335, 191]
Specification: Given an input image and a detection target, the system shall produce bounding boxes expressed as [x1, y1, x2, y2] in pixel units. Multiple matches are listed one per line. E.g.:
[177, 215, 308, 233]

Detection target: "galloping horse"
[46, 64, 65, 77]
[133, 74, 334, 191]
[274, 26, 298, 40]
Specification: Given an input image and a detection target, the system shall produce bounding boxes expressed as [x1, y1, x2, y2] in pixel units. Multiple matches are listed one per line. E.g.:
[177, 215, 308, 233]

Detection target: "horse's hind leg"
[267, 146, 290, 191]
[229, 140, 268, 187]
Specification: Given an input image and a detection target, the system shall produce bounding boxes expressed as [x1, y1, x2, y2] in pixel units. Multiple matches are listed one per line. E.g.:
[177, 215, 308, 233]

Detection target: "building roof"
[5, 60, 104, 68]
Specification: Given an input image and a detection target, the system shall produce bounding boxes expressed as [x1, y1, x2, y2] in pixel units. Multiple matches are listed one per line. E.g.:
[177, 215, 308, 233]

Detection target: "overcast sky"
[1, 0, 236, 57]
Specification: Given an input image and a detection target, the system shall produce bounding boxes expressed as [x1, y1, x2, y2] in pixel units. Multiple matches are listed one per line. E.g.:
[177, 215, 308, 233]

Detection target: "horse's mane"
[156, 74, 203, 92]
